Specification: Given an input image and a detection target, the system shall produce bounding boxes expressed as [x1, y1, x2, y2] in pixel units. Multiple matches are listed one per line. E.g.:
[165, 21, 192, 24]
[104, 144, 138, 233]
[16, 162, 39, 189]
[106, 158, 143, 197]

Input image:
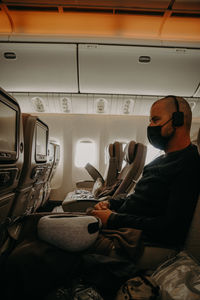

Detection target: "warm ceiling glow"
[0, 6, 200, 42]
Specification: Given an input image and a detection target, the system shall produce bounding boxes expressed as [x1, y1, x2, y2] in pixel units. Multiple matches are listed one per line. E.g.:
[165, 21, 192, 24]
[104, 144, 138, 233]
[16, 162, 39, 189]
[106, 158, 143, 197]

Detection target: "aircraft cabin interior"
[0, 1, 200, 300]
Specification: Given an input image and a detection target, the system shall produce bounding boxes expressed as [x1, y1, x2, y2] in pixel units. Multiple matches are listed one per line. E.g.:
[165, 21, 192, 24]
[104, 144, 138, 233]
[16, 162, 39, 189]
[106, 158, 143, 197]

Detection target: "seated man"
[91, 95, 200, 249]
[3, 95, 200, 300]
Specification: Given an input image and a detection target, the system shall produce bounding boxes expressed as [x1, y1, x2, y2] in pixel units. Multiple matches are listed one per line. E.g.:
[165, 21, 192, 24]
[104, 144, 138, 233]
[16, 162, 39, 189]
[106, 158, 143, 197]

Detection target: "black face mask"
[147, 118, 174, 150]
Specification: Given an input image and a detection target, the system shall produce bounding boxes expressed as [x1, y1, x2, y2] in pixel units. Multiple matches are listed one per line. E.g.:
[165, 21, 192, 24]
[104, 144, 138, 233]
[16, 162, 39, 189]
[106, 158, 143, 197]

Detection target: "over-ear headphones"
[166, 95, 184, 127]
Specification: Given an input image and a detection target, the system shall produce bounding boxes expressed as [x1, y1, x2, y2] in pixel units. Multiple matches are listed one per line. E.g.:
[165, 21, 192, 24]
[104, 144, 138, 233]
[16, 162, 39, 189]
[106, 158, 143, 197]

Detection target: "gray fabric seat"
[62, 140, 147, 212]
[11, 114, 49, 218]
[76, 141, 124, 192]
[62, 141, 125, 211]
[0, 88, 24, 249]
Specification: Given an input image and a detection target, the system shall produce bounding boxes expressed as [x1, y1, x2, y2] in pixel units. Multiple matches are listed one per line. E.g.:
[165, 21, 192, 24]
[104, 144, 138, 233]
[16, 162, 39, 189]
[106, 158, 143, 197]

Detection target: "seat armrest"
[62, 199, 99, 212]
[76, 180, 94, 189]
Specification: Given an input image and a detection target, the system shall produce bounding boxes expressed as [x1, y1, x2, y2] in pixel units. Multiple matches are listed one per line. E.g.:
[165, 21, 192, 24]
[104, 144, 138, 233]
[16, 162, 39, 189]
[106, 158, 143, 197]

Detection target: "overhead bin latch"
[139, 56, 151, 63]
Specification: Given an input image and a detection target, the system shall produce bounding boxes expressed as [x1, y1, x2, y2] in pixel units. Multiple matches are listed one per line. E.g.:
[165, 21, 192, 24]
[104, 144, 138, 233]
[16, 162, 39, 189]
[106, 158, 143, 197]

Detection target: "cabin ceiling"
[0, 0, 200, 43]
[1, 0, 200, 10]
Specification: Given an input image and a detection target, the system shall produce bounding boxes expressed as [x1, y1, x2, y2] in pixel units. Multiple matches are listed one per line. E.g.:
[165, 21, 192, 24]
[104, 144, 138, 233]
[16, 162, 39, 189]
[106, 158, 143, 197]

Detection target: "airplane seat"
[41, 141, 60, 207]
[91, 140, 138, 199]
[105, 141, 124, 187]
[10, 114, 49, 222]
[76, 141, 124, 191]
[0, 88, 24, 247]
[112, 140, 147, 197]
[136, 129, 200, 270]
[62, 141, 124, 212]
[62, 140, 146, 212]
[40, 141, 55, 208]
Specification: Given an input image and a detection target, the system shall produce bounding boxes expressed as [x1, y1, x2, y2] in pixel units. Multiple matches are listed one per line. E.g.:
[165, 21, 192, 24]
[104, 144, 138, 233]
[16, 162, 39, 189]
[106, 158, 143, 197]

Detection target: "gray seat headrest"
[124, 141, 136, 164]
[37, 214, 101, 252]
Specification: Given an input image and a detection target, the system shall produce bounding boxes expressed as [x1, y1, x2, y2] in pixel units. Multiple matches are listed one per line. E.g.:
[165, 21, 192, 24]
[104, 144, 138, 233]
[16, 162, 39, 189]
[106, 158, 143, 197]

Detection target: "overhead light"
[96, 98, 107, 113]
[60, 97, 71, 113]
[122, 99, 134, 114]
[32, 97, 45, 112]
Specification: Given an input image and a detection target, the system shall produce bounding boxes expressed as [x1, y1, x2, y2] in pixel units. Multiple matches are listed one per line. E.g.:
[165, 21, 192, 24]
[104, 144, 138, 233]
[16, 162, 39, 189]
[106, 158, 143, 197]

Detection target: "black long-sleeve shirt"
[107, 144, 200, 248]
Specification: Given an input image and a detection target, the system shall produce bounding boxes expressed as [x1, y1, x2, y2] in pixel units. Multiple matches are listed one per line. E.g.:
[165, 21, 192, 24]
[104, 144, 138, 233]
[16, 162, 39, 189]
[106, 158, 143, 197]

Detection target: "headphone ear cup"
[172, 111, 184, 127]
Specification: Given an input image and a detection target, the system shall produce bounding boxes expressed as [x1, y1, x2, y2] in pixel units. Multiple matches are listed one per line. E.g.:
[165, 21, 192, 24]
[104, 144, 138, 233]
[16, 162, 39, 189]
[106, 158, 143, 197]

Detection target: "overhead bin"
[78, 44, 200, 97]
[0, 43, 78, 93]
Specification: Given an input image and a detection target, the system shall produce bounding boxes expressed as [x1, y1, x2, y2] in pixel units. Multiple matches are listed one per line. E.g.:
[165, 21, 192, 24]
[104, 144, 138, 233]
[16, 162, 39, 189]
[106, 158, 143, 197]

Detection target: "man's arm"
[93, 172, 199, 235]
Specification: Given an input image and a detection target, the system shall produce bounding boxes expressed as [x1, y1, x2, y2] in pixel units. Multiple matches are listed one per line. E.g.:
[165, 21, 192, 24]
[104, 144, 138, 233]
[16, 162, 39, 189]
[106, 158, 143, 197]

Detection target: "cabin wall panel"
[39, 114, 149, 200]
[35, 114, 200, 200]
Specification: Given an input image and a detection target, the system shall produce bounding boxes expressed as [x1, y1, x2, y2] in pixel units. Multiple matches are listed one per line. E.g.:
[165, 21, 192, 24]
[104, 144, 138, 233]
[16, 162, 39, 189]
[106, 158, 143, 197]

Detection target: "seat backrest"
[10, 114, 49, 217]
[41, 141, 60, 206]
[40, 141, 55, 207]
[85, 141, 124, 187]
[104, 141, 124, 187]
[0, 88, 24, 240]
[184, 128, 200, 262]
[113, 140, 147, 196]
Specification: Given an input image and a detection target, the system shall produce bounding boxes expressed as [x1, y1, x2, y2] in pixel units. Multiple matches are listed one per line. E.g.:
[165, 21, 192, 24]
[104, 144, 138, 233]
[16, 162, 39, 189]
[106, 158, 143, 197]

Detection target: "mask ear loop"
[160, 117, 173, 128]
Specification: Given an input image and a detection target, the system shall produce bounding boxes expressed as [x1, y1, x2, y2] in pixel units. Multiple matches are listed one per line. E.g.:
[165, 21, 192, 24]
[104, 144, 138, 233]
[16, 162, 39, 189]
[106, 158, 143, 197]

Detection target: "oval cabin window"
[75, 140, 96, 168]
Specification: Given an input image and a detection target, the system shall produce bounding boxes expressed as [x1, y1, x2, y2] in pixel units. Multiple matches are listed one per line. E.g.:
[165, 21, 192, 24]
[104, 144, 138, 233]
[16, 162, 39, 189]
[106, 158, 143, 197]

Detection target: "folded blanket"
[87, 227, 144, 262]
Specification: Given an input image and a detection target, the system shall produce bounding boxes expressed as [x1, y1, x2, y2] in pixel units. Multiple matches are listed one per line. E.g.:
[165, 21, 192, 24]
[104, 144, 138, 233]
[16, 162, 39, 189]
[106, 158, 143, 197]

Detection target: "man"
[4, 96, 199, 300]
[91, 95, 200, 248]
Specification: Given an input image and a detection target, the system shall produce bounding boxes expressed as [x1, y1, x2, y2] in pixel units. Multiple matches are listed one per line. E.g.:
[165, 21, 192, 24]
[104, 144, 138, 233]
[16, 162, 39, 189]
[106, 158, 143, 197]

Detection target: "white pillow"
[38, 214, 100, 252]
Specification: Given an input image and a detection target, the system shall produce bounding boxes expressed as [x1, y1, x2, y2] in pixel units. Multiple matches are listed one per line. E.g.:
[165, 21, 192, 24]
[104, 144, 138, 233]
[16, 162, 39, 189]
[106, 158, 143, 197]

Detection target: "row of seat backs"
[62, 140, 147, 211]
[0, 89, 56, 234]
[10, 113, 50, 217]
[0, 88, 24, 227]
[92, 140, 147, 199]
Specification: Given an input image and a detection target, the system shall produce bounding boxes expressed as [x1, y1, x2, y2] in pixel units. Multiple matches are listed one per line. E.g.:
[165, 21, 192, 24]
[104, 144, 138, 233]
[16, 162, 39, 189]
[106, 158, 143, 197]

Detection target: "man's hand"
[94, 200, 110, 210]
[91, 208, 112, 227]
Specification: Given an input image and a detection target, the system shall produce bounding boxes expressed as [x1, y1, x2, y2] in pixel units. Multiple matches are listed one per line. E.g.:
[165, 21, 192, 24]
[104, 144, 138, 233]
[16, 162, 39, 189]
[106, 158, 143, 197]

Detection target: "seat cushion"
[136, 246, 178, 270]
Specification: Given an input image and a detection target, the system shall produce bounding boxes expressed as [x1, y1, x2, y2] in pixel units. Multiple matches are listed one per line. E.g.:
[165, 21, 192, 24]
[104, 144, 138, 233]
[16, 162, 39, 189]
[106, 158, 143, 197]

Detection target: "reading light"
[123, 99, 134, 114]
[32, 97, 45, 112]
[96, 98, 107, 113]
[61, 97, 71, 113]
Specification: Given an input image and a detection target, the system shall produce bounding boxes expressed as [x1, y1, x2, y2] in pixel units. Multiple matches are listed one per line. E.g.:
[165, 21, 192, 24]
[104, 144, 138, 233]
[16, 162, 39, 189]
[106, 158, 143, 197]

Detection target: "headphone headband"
[166, 95, 184, 127]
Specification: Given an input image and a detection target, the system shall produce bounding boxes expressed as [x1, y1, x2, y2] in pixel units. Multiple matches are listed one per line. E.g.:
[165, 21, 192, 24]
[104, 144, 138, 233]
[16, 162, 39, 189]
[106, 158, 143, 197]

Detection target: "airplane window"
[145, 144, 163, 165]
[75, 140, 96, 167]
